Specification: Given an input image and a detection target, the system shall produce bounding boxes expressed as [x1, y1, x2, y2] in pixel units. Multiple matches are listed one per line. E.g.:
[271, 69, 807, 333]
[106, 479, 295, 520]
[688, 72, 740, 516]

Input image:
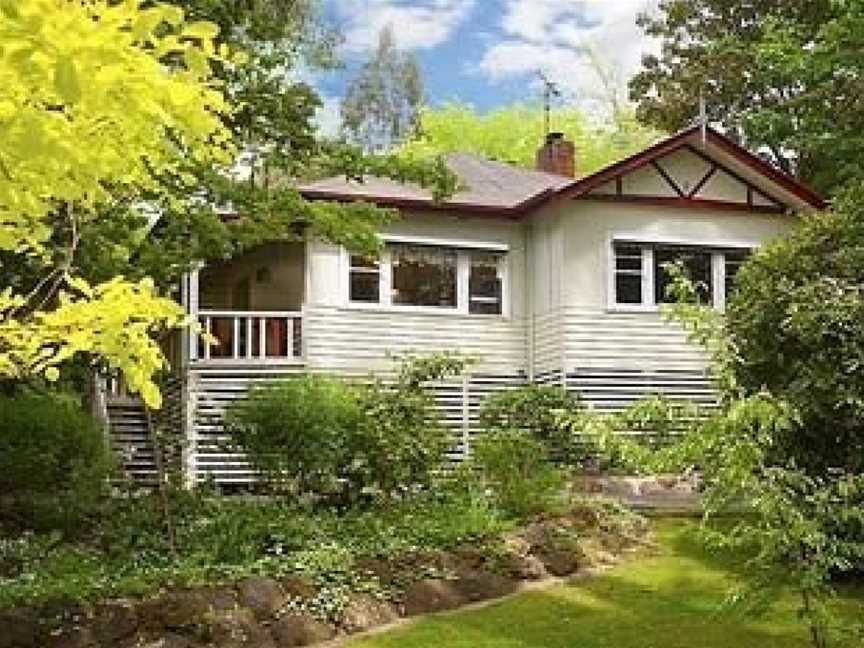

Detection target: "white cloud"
[331, 0, 476, 53]
[478, 0, 660, 114]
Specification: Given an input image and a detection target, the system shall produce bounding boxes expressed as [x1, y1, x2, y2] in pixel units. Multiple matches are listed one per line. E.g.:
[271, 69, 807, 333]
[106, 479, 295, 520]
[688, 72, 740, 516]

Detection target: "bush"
[471, 429, 567, 519]
[225, 354, 470, 505]
[479, 384, 584, 462]
[0, 392, 113, 534]
[727, 189, 864, 473]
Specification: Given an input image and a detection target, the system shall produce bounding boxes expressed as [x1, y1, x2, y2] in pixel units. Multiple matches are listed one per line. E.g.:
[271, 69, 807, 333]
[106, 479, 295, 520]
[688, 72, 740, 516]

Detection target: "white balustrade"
[195, 310, 303, 361]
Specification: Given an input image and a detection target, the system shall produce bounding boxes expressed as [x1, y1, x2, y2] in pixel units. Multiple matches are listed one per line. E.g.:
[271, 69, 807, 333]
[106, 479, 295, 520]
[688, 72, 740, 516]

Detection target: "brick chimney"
[536, 132, 575, 177]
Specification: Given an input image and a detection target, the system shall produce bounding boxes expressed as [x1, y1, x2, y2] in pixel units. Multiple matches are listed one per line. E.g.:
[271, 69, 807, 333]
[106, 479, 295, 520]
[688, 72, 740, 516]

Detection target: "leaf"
[182, 21, 219, 41]
[54, 57, 81, 105]
[44, 366, 59, 382]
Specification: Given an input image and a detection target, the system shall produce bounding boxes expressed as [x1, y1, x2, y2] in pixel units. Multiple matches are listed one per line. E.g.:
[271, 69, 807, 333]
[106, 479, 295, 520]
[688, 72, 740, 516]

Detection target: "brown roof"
[300, 127, 825, 216]
[299, 153, 575, 217]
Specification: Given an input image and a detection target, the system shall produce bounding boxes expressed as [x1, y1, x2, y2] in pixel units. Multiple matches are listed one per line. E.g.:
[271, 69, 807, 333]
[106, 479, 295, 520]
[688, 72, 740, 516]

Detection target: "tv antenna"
[538, 71, 561, 136]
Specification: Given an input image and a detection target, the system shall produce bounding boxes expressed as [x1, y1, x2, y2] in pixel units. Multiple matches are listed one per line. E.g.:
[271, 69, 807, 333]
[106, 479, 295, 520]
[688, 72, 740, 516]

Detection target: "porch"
[186, 241, 306, 364]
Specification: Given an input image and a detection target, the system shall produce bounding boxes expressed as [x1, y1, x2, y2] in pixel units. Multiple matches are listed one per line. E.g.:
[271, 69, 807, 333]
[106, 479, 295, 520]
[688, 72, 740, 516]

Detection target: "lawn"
[347, 519, 864, 648]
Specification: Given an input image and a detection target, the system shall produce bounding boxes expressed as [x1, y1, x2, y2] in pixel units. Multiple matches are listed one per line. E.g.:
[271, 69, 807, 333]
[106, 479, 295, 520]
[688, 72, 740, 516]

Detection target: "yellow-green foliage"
[0, 0, 234, 406]
[399, 102, 661, 175]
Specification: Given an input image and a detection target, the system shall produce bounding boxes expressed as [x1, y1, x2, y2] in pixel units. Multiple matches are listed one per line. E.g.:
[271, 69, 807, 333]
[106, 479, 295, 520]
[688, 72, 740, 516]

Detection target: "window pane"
[470, 252, 503, 315]
[724, 249, 750, 301]
[654, 246, 713, 305]
[349, 255, 380, 303]
[614, 243, 643, 304]
[391, 244, 457, 307]
[615, 274, 642, 304]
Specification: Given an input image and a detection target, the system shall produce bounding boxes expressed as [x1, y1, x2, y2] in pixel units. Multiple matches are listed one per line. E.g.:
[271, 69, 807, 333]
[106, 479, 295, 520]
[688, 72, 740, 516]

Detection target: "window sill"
[343, 302, 509, 320]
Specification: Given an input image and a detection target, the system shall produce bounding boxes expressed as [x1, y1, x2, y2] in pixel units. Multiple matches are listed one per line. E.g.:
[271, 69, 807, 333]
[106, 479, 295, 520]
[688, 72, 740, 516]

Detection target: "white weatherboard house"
[105, 125, 825, 485]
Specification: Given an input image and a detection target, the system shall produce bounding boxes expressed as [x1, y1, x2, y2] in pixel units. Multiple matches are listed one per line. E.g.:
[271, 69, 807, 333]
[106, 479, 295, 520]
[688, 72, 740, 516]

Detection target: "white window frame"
[342, 238, 510, 318]
[607, 234, 755, 312]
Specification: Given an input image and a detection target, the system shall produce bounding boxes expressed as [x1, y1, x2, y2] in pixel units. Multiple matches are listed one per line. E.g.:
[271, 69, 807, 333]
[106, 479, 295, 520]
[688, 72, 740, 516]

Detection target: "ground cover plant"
[347, 520, 864, 648]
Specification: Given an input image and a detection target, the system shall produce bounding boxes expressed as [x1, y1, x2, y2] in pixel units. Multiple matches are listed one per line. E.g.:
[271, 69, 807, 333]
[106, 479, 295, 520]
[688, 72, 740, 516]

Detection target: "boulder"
[402, 579, 465, 616]
[137, 632, 201, 648]
[139, 591, 212, 630]
[340, 594, 399, 633]
[452, 569, 518, 602]
[236, 576, 286, 620]
[206, 608, 275, 648]
[91, 602, 139, 645]
[43, 627, 95, 648]
[269, 614, 335, 647]
[535, 549, 580, 577]
[0, 608, 41, 648]
[280, 577, 317, 601]
[500, 553, 547, 581]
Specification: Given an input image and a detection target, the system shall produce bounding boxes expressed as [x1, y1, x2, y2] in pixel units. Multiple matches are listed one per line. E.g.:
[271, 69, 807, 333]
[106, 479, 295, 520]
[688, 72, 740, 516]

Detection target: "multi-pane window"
[348, 243, 507, 315]
[612, 242, 750, 309]
[349, 255, 380, 303]
[469, 252, 504, 315]
[391, 244, 457, 308]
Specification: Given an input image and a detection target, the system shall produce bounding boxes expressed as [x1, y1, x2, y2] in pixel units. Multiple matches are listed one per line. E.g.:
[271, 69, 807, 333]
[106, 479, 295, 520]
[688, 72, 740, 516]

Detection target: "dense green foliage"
[727, 189, 864, 473]
[225, 354, 470, 504]
[631, 0, 861, 195]
[0, 491, 506, 612]
[399, 103, 661, 174]
[0, 393, 113, 534]
[479, 383, 583, 462]
[470, 430, 567, 519]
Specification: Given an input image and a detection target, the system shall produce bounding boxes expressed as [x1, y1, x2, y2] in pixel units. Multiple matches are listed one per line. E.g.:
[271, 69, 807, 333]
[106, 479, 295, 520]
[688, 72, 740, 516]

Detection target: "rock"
[0, 608, 41, 648]
[236, 576, 286, 620]
[43, 627, 96, 648]
[452, 569, 518, 602]
[140, 591, 212, 630]
[340, 594, 399, 633]
[280, 577, 317, 600]
[270, 614, 335, 647]
[500, 553, 547, 581]
[137, 633, 200, 648]
[206, 608, 275, 648]
[402, 579, 465, 616]
[91, 602, 138, 645]
[535, 549, 580, 577]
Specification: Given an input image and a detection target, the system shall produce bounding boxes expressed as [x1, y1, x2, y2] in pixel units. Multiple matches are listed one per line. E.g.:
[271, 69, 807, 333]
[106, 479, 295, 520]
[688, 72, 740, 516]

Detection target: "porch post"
[187, 266, 200, 362]
[183, 372, 199, 489]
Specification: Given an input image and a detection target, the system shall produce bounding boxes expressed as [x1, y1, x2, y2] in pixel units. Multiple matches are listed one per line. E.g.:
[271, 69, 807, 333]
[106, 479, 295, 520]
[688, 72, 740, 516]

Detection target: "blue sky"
[310, 1, 660, 134]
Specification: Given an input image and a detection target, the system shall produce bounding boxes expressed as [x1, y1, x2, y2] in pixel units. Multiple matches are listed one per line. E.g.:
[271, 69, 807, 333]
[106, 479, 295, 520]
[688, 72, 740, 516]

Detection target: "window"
[391, 244, 457, 307]
[654, 245, 713, 305]
[349, 255, 380, 303]
[612, 242, 750, 309]
[613, 243, 644, 305]
[723, 249, 750, 301]
[347, 242, 508, 315]
[469, 252, 504, 314]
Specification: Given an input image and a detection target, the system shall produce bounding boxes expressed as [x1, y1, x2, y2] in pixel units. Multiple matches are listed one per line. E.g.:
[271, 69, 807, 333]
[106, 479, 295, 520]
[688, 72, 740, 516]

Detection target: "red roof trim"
[557, 125, 825, 210]
[299, 186, 562, 219]
[582, 194, 786, 215]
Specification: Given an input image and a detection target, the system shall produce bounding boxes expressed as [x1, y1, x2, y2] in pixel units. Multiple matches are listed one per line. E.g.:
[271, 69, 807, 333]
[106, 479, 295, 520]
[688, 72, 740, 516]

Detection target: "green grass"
[348, 519, 864, 648]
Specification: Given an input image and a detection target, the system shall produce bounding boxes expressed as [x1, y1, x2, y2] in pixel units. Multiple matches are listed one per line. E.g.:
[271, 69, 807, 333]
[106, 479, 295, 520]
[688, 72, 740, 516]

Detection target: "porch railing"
[195, 310, 303, 361]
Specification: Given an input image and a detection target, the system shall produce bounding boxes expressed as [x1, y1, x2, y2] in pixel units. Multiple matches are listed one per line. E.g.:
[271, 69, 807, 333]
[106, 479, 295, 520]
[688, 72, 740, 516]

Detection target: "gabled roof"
[300, 125, 825, 217]
[559, 124, 826, 211]
[299, 152, 574, 217]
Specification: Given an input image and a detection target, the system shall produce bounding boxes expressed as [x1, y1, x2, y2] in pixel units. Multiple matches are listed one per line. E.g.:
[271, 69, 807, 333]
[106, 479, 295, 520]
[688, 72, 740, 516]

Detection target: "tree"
[726, 183, 864, 474]
[630, 0, 864, 196]
[399, 102, 661, 175]
[341, 26, 425, 152]
[0, 0, 234, 407]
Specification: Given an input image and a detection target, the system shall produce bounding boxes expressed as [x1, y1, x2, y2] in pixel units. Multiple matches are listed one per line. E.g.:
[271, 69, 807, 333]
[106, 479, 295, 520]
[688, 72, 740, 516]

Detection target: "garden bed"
[0, 497, 649, 648]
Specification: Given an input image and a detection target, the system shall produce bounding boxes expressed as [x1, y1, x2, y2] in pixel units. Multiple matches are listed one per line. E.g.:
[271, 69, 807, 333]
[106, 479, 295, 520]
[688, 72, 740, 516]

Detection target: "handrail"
[193, 311, 303, 361]
[197, 309, 303, 318]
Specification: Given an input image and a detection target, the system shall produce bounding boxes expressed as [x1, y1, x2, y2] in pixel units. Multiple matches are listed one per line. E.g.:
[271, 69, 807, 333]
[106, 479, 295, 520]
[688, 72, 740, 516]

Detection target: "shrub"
[479, 384, 584, 462]
[727, 191, 864, 474]
[225, 354, 470, 505]
[0, 392, 113, 534]
[471, 429, 567, 519]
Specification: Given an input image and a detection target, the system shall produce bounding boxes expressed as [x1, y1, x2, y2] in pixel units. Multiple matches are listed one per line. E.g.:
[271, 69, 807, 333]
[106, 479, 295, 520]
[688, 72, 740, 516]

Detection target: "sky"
[310, 0, 661, 136]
